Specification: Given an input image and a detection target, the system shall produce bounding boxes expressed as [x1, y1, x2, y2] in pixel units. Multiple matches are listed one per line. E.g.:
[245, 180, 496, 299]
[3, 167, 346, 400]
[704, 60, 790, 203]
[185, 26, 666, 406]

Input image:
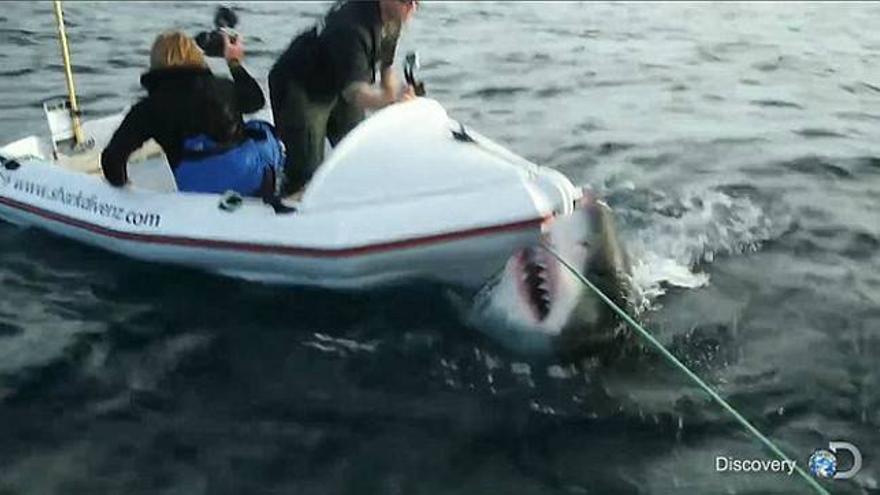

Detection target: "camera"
[194, 6, 239, 58]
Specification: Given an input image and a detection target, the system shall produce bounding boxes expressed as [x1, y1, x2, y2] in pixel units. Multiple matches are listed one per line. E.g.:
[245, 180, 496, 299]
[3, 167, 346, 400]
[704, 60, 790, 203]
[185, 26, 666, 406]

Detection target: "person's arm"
[228, 62, 265, 114]
[223, 33, 265, 114]
[378, 26, 401, 97]
[339, 33, 415, 110]
[100, 101, 152, 187]
[380, 65, 401, 102]
[341, 78, 416, 110]
[342, 64, 416, 110]
[341, 81, 396, 110]
[326, 26, 395, 110]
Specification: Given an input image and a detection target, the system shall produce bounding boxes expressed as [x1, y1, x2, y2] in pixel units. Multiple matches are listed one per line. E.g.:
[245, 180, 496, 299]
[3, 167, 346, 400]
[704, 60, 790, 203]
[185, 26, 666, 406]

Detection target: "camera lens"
[195, 31, 225, 58]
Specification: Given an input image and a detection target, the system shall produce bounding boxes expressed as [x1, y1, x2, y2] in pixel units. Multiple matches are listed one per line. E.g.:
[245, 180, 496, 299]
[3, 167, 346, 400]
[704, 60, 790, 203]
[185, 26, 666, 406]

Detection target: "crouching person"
[101, 30, 284, 197]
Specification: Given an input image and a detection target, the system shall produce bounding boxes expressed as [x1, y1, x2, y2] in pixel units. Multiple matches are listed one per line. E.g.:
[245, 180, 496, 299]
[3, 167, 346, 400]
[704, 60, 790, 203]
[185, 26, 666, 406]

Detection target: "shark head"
[464, 191, 636, 361]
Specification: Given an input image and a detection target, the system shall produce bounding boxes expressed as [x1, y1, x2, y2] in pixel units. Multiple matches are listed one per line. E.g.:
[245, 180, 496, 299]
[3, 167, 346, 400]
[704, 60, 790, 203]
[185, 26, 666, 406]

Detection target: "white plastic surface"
[302, 99, 533, 211]
[0, 99, 583, 289]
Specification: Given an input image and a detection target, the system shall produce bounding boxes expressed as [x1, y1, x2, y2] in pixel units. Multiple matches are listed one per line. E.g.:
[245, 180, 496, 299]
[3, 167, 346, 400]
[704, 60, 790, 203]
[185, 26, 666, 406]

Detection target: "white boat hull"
[0, 98, 584, 290]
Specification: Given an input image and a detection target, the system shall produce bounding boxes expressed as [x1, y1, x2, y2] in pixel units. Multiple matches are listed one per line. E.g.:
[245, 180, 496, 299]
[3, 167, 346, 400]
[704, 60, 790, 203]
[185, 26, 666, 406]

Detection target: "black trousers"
[269, 72, 364, 195]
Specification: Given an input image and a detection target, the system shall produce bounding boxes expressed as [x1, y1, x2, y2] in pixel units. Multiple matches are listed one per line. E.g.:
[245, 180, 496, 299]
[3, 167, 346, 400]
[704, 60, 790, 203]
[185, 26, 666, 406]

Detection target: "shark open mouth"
[516, 246, 558, 322]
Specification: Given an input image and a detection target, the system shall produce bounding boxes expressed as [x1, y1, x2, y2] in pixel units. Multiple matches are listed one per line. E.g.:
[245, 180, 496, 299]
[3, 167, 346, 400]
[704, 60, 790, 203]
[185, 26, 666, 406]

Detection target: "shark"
[459, 191, 638, 361]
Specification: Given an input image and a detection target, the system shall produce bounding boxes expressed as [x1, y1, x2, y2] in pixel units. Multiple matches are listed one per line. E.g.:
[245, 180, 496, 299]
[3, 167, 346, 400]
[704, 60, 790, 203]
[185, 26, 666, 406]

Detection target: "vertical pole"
[51, 0, 85, 147]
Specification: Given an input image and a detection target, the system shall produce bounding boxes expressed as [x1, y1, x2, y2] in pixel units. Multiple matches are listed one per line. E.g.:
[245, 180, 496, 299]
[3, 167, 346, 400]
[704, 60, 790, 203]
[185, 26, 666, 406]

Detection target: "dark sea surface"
[1, 2, 879, 494]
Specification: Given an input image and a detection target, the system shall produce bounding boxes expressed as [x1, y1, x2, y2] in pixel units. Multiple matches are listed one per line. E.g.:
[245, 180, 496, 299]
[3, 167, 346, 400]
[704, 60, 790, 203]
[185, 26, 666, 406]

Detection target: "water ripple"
[462, 86, 528, 99]
[835, 111, 880, 122]
[855, 156, 880, 173]
[793, 128, 849, 139]
[839, 81, 880, 95]
[779, 155, 853, 179]
[0, 320, 22, 337]
[749, 99, 804, 110]
[1, 3, 879, 493]
[0, 67, 33, 77]
[533, 86, 570, 98]
[597, 141, 634, 155]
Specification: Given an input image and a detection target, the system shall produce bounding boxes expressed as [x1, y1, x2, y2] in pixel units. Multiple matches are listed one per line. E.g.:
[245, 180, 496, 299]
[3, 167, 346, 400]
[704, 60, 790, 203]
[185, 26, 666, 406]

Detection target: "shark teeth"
[521, 248, 553, 321]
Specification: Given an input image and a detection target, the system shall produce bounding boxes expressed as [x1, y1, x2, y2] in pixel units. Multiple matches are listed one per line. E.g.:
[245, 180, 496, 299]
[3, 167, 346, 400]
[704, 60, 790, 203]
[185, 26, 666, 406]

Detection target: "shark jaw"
[515, 246, 558, 323]
[463, 192, 635, 360]
[466, 220, 596, 358]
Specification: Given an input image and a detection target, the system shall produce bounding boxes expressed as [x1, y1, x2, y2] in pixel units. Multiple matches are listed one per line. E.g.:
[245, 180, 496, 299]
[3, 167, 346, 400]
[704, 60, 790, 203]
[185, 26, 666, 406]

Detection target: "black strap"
[258, 166, 296, 214]
[1, 155, 20, 170]
[263, 196, 297, 214]
[452, 122, 475, 143]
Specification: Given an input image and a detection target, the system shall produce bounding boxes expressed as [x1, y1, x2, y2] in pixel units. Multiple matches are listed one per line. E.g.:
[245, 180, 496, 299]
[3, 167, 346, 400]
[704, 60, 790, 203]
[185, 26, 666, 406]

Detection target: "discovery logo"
[715, 456, 796, 475]
[808, 441, 862, 480]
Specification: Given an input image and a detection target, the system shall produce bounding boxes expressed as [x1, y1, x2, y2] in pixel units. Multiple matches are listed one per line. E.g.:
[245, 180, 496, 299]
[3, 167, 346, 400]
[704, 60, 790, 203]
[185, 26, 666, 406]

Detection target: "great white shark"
[456, 191, 638, 361]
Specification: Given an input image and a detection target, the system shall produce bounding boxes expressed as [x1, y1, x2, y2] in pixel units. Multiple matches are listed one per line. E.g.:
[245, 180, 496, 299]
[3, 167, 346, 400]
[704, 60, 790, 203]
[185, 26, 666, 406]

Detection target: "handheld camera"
[194, 6, 239, 58]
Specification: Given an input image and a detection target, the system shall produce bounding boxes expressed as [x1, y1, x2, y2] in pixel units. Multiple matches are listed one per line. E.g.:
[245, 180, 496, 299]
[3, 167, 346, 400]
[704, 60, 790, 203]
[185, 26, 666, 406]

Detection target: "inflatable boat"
[0, 98, 587, 289]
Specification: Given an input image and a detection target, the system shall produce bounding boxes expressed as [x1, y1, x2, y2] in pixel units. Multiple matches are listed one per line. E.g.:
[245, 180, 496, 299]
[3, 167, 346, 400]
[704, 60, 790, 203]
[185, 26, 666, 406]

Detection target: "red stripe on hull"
[0, 195, 550, 258]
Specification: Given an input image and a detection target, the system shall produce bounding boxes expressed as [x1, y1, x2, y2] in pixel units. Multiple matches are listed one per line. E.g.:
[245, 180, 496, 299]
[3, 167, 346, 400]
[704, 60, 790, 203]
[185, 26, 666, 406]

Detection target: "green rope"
[541, 243, 830, 495]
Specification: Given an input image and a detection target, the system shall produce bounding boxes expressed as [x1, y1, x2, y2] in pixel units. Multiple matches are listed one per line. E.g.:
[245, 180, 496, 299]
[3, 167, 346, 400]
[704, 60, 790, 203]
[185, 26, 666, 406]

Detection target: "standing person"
[102, 31, 283, 197]
[269, 0, 419, 196]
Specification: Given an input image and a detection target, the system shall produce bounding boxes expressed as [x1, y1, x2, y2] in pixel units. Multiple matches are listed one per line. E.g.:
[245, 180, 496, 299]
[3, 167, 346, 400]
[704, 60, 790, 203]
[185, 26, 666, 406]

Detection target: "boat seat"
[53, 139, 176, 193]
[126, 140, 177, 193]
[55, 147, 101, 173]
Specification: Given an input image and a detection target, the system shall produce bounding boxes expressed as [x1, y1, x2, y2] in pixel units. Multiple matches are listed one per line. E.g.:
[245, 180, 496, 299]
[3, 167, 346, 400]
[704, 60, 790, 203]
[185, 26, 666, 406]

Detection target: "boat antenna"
[51, 0, 86, 148]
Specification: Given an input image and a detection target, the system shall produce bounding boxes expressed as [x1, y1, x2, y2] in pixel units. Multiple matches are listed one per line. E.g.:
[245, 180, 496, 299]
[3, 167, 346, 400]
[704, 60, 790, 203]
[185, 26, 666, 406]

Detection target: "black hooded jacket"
[100, 64, 265, 186]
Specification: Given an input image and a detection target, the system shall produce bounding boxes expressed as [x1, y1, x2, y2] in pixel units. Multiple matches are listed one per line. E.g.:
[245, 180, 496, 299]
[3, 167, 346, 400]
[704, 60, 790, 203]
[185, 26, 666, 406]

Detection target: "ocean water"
[1, 2, 879, 494]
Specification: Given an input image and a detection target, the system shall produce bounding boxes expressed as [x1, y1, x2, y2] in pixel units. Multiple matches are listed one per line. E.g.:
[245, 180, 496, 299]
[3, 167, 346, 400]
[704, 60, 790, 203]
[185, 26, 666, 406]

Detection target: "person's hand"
[398, 84, 417, 102]
[223, 31, 244, 65]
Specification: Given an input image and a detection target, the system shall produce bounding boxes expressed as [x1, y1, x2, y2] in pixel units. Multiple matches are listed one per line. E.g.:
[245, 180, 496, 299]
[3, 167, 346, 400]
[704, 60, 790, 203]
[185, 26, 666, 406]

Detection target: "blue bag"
[174, 120, 285, 196]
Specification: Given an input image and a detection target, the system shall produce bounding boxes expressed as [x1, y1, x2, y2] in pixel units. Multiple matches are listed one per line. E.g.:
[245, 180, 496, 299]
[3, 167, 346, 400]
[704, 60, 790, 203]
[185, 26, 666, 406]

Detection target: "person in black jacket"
[101, 31, 281, 196]
[269, 0, 418, 196]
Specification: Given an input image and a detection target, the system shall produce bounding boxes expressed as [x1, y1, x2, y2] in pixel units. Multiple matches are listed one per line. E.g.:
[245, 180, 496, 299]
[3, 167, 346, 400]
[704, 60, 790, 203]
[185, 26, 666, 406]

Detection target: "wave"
[462, 86, 529, 99]
[779, 155, 853, 179]
[749, 99, 804, 110]
[793, 128, 849, 139]
[606, 185, 792, 303]
[0, 67, 33, 77]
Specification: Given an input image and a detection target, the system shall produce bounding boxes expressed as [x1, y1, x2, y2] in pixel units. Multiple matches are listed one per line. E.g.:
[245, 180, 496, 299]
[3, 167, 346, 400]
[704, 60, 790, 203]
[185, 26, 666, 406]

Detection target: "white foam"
[616, 186, 790, 306]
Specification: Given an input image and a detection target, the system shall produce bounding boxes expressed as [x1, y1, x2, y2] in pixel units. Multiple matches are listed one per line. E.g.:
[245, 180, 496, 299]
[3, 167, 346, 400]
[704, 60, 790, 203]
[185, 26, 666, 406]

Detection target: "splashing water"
[608, 184, 792, 306]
